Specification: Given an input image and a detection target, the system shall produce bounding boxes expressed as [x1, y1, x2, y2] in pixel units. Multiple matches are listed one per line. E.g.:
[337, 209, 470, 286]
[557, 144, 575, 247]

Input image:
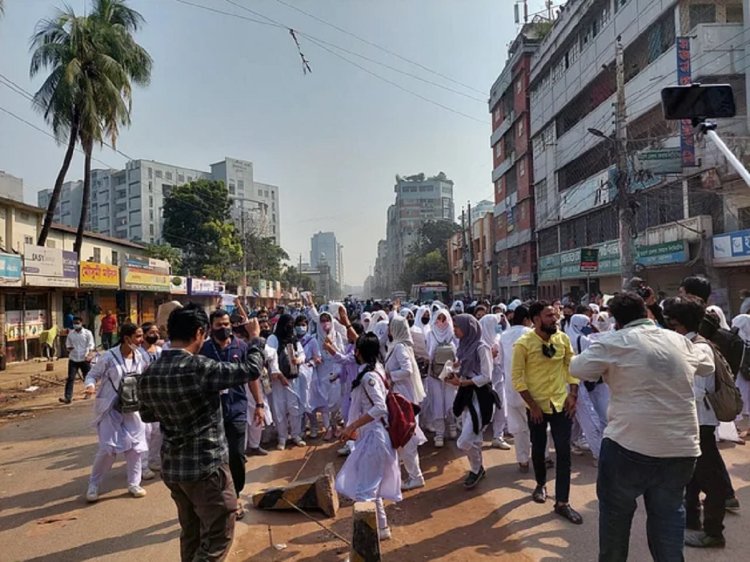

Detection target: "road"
[1, 388, 748, 561]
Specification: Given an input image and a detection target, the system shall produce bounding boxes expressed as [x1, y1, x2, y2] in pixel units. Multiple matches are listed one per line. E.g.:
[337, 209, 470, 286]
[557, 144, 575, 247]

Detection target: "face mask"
[145, 334, 159, 345]
[73, 324, 82, 331]
[213, 327, 232, 341]
[295, 326, 307, 337]
[421, 316, 430, 325]
[495, 324, 503, 335]
[407, 318, 415, 327]
[321, 321, 332, 332]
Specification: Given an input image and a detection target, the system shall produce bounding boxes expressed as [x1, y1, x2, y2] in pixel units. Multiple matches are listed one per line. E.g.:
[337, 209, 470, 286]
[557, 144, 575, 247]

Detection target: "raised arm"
[200, 346, 265, 392]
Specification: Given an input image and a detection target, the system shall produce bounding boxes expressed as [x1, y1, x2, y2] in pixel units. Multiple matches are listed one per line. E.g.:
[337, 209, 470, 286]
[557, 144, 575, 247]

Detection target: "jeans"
[165, 464, 237, 562]
[528, 408, 572, 503]
[64, 360, 91, 401]
[224, 420, 247, 497]
[598, 438, 696, 562]
[685, 425, 730, 538]
[101, 332, 114, 350]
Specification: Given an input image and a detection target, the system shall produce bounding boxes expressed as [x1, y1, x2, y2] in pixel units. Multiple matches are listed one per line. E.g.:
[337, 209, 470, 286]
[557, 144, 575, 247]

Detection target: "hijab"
[593, 311, 612, 333]
[707, 305, 730, 330]
[451, 300, 465, 314]
[454, 313, 488, 379]
[479, 314, 499, 348]
[385, 315, 426, 403]
[274, 313, 296, 345]
[431, 301, 446, 314]
[732, 314, 750, 343]
[369, 310, 388, 328]
[431, 308, 454, 344]
[566, 314, 592, 353]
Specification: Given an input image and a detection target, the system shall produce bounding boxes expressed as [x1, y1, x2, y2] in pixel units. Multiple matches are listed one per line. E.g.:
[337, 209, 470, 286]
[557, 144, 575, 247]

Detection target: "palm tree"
[30, 0, 151, 252]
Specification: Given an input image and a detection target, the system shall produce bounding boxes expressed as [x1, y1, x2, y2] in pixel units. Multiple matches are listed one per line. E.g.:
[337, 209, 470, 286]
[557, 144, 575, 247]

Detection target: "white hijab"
[707, 305, 730, 330]
[386, 316, 426, 404]
[479, 314, 499, 348]
[451, 300, 465, 314]
[732, 314, 750, 343]
[566, 314, 592, 353]
[431, 308, 455, 344]
[593, 311, 612, 333]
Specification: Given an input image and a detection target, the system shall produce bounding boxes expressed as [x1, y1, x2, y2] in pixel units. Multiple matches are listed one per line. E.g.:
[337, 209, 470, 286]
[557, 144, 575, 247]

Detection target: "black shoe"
[58, 397, 72, 404]
[247, 446, 269, 456]
[554, 503, 583, 525]
[725, 497, 740, 512]
[463, 467, 486, 489]
[685, 530, 726, 548]
[532, 485, 547, 503]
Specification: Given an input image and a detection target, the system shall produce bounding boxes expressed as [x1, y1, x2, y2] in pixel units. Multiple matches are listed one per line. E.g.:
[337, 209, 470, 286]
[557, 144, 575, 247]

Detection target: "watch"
[255, 403, 265, 409]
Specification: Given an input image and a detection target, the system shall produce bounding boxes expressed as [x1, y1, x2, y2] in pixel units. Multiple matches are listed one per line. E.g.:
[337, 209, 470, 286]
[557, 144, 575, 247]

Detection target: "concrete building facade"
[0, 171, 24, 203]
[310, 231, 343, 285]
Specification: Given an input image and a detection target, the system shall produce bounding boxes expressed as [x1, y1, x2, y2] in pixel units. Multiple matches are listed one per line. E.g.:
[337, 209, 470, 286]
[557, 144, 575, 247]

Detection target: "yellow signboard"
[122, 267, 170, 292]
[79, 262, 120, 288]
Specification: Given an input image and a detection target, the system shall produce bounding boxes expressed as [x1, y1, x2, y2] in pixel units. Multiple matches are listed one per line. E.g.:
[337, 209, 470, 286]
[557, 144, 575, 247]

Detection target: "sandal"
[554, 503, 583, 525]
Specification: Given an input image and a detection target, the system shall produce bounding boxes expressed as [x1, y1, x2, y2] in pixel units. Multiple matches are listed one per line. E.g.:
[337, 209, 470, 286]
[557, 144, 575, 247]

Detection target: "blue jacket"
[200, 337, 249, 424]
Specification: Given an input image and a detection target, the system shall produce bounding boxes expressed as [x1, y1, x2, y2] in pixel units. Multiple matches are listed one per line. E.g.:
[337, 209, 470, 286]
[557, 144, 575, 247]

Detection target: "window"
[155, 170, 163, 179]
[229, 184, 236, 195]
[264, 190, 269, 197]
[727, 4, 744, 23]
[47, 240, 56, 249]
[148, 167, 153, 179]
[518, 120, 524, 137]
[238, 180, 244, 190]
[93, 247, 101, 262]
[519, 160, 526, 177]
[688, 4, 716, 30]
[258, 189, 263, 196]
[112, 251, 118, 266]
[516, 80, 522, 93]
[148, 181, 153, 192]
[149, 196, 154, 208]
[178, 174, 184, 183]
[149, 209, 154, 220]
[187, 176, 193, 182]
[149, 224, 155, 236]
[165, 171, 173, 181]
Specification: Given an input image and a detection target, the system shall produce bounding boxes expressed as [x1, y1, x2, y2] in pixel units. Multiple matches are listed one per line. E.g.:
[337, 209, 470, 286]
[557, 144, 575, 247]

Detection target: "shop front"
[121, 257, 171, 324]
[497, 271, 535, 301]
[79, 261, 122, 346]
[169, 275, 189, 304]
[1, 252, 24, 365]
[712, 229, 750, 314]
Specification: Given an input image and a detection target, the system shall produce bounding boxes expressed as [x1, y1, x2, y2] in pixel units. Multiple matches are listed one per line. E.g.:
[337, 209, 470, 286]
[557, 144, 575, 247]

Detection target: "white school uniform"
[246, 346, 275, 449]
[455, 346, 494, 473]
[502, 325, 532, 464]
[267, 334, 307, 444]
[425, 331, 458, 437]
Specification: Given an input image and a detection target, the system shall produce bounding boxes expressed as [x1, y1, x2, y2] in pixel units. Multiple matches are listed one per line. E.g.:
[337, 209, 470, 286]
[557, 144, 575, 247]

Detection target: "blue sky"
[0, 0, 547, 285]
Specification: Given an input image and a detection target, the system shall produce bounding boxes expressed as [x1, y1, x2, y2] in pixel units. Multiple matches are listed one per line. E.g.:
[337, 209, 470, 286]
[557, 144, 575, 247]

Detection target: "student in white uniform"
[83, 323, 148, 502]
[447, 314, 495, 488]
[336, 333, 402, 541]
[384, 316, 427, 491]
[426, 309, 458, 447]
[480, 314, 511, 450]
[310, 312, 346, 440]
[139, 322, 163, 478]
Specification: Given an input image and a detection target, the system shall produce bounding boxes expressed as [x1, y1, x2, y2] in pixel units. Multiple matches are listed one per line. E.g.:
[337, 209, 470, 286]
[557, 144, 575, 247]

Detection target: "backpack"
[693, 336, 744, 422]
[431, 340, 455, 378]
[700, 313, 744, 374]
[363, 369, 420, 449]
[107, 350, 142, 414]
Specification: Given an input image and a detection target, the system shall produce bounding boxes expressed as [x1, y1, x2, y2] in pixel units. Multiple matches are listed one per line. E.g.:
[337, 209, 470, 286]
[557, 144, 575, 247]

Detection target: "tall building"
[528, 0, 749, 310]
[310, 231, 342, 285]
[37, 157, 281, 246]
[0, 171, 24, 203]
[383, 172, 455, 292]
[489, 24, 543, 301]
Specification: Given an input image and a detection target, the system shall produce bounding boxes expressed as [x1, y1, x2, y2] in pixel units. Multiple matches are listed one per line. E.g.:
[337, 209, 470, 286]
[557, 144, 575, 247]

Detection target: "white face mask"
[73, 324, 82, 331]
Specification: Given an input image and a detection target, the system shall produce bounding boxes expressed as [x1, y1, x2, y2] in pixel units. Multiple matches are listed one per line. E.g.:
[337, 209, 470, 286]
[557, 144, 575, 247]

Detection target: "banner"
[676, 37, 696, 167]
[170, 275, 188, 294]
[24, 248, 77, 287]
[122, 255, 171, 292]
[0, 252, 23, 287]
[189, 278, 225, 296]
[80, 262, 120, 288]
[5, 309, 47, 342]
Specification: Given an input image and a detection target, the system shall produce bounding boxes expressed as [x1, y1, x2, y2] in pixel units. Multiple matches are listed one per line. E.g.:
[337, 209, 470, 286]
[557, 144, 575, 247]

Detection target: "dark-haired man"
[512, 301, 582, 525]
[571, 292, 714, 561]
[138, 304, 265, 562]
[60, 316, 95, 404]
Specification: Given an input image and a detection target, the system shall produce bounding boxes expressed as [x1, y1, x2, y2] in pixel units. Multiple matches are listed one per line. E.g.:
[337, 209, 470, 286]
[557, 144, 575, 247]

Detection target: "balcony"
[492, 151, 516, 183]
[490, 110, 516, 147]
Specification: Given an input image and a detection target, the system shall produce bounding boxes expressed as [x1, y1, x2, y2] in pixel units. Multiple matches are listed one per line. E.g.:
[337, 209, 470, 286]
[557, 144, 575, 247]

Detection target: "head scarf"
[507, 299, 522, 312]
[157, 300, 183, 335]
[588, 303, 600, 315]
[386, 315, 426, 403]
[274, 313, 296, 345]
[593, 311, 612, 333]
[566, 314, 592, 353]
[732, 314, 750, 343]
[431, 308, 454, 343]
[315, 311, 338, 349]
[369, 310, 388, 327]
[454, 313, 488, 379]
[707, 305, 730, 331]
[479, 314, 499, 348]
[431, 301, 446, 314]
[371, 320, 390, 358]
[451, 300, 465, 314]
[361, 312, 372, 331]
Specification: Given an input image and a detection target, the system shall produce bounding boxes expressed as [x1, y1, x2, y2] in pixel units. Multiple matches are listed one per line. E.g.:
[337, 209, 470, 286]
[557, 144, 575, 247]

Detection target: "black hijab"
[274, 313, 296, 345]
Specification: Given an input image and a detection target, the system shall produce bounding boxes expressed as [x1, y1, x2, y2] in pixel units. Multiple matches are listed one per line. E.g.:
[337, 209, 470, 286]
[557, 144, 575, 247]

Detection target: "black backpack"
[699, 312, 744, 375]
[107, 350, 143, 414]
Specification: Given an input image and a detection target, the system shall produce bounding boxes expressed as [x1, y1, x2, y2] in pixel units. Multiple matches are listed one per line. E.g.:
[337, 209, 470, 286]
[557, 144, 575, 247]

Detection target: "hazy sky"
[0, 0, 547, 285]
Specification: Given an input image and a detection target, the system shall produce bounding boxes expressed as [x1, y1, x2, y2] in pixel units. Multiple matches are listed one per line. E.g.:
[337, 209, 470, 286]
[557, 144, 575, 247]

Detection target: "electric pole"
[240, 200, 248, 299]
[467, 201, 474, 300]
[615, 37, 636, 288]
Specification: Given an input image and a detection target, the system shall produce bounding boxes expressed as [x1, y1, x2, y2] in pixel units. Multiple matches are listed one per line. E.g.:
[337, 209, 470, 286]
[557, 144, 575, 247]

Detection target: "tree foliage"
[145, 242, 182, 272]
[242, 231, 289, 282]
[399, 220, 460, 290]
[162, 179, 242, 279]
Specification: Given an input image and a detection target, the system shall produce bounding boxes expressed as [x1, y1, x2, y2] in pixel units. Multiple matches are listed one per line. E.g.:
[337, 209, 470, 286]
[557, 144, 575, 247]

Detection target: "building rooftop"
[51, 223, 147, 250]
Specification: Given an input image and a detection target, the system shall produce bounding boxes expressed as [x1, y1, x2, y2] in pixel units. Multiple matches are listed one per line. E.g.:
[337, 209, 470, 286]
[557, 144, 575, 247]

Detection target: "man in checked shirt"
[139, 303, 265, 562]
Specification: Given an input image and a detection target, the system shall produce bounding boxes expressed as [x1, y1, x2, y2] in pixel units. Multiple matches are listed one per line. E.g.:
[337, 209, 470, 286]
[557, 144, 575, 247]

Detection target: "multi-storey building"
[449, 200, 494, 299]
[528, 0, 750, 312]
[310, 231, 343, 285]
[37, 157, 281, 247]
[489, 24, 543, 301]
[382, 172, 455, 292]
[0, 171, 24, 203]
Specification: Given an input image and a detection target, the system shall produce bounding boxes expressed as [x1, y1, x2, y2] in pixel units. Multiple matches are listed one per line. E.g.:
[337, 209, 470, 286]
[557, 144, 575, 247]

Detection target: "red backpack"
[363, 369, 420, 449]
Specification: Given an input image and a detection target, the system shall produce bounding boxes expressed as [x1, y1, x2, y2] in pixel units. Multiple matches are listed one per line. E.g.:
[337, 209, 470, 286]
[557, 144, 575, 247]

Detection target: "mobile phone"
[661, 84, 736, 120]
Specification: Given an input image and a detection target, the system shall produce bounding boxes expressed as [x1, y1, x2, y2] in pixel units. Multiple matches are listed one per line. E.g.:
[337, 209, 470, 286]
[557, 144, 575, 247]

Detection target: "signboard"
[560, 168, 612, 220]
[122, 255, 171, 292]
[637, 148, 683, 175]
[5, 309, 46, 342]
[713, 229, 750, 263]
[24, 247, 77, 287]
[0, 252, 23, 286]
[580, 248, 599, 272]
[636, 240, 689, 267]
[79, 262, 120, 288]
[189, 278, 225, 296]
[676, 37, 696, 167]
[170, 275, 188, 294]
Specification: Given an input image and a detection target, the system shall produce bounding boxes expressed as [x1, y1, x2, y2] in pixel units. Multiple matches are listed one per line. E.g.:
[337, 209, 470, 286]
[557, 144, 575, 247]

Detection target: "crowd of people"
[65, 276, 750, 561]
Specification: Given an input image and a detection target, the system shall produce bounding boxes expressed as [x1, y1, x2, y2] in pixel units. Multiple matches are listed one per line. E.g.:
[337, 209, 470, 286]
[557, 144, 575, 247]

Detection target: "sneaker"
[447, 427, 458, 440]
[685, 530, 726, 548]
[726, 497, 741, 512]
[85, 483, 99, 503]
[141, 468, 156, 480]
[463, 467, 486, 489]
[532, 485, 547, 503]
[574, 439, 591, 451]
[337, 444, 351, 457]
[379, 526, 392, 541]
[401, 476, 426, 491]
[554, 503, 583, 525]
[277, 441, 286, 451]
[292, 437, 307, 447]
[434, 436, 444, 448]
[128, 485, 147, 498]
[491, 437, 511, 450]
[571, 444, 584, 456]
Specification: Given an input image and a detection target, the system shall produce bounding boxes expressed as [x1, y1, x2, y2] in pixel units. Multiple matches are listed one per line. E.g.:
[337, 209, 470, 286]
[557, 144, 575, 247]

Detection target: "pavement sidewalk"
[0, 358, 69, 393]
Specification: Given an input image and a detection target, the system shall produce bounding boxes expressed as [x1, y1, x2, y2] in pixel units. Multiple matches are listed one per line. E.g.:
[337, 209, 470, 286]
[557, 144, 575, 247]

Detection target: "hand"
[253, 407, 265, 427]
[323, 340, 337, 356]
[491, 347, 499, 359]
[314, 356, 323, 366]
[340, 424, 358, 442]
[293, 357, 304, 366]
[446, 375, 460, 387]
[338, 306, 350, 327]
[564, 393, 578, 419]
[245, 318, 260, 339]
[83, 385, 95, 398]
[529, 403, 544, 424]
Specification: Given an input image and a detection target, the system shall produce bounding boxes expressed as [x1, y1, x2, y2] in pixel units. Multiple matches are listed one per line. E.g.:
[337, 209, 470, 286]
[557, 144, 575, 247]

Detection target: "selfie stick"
[695, 120, 750, 187]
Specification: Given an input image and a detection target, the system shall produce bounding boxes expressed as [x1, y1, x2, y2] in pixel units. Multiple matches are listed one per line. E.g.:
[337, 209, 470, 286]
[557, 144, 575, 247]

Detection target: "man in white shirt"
[60, 316, 95, 404]
[663, 296, 730, 549]
[570, 292, 714, 562]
